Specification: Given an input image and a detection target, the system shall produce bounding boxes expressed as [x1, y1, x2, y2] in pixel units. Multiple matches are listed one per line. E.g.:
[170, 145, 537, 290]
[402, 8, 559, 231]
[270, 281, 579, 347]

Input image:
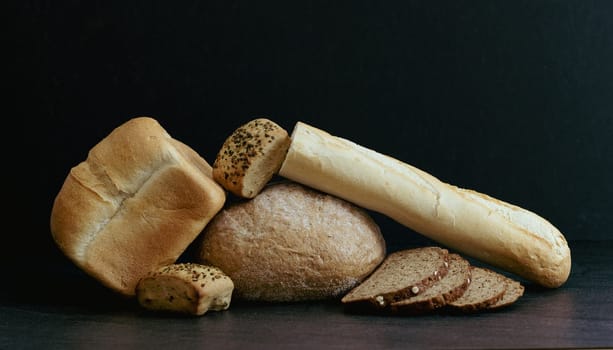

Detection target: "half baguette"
[279, 121, 571, 288]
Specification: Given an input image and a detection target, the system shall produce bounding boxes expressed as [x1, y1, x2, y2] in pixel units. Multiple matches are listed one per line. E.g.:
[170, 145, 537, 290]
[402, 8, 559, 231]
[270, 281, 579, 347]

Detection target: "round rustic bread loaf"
[195, 181, 386, 302]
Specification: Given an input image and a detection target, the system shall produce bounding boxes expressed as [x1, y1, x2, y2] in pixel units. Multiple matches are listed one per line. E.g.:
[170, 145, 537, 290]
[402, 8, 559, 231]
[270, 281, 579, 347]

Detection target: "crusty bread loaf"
[388, 253, 472, 314]
[279, 121, 571, 288]
[136, 263, 234, 316]
[212, 118, 290, 198]
[341, 247, 450, 309]
[195, 181, 386, 302]
[446, 266, 507, 312]
[50, 117, 226, 297]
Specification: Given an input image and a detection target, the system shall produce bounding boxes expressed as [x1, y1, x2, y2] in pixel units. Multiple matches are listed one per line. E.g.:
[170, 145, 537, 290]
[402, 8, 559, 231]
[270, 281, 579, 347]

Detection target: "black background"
[7, 1, 613, 287]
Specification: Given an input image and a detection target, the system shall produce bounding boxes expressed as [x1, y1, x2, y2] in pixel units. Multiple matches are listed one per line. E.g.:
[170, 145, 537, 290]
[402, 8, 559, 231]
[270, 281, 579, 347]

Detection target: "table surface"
[2, 240, 612, 349]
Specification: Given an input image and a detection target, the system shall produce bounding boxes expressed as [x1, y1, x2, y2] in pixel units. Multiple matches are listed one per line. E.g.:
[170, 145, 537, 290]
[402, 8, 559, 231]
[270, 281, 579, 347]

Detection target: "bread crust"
[279, 121, 571, 288]
[196, 181, 386, 302]
[50, 117, 226, 296]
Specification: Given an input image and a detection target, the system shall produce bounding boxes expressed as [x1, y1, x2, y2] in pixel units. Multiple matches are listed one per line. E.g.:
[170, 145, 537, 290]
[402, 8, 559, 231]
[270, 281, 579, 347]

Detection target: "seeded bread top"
[145, 263, 231, 284]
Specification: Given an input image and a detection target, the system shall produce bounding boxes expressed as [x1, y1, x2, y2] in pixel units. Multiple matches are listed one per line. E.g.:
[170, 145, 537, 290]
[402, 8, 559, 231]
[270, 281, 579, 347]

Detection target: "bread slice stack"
[341, 246, 525, 315]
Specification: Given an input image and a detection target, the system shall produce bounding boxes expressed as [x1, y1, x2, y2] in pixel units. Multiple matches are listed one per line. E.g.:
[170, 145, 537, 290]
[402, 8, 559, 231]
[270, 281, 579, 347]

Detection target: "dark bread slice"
[487, 275, 525, 310]
[388, 253, 472, 314]
[446, 266, 507, 312]
[341, 246, 450, 309]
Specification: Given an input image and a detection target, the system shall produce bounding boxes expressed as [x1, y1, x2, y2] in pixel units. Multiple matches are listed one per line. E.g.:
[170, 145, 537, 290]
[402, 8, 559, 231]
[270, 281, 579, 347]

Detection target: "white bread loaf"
[136, 263, 234, 316]
[196, 181, 386, 302]
[279, 121, 571, 288]
[50, 117, 226, 297]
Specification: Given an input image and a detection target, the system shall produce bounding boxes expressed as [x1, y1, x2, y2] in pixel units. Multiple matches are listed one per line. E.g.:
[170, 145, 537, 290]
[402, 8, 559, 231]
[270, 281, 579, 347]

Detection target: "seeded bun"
[136, 263, 234, 316]
[212, 118, 290, 198]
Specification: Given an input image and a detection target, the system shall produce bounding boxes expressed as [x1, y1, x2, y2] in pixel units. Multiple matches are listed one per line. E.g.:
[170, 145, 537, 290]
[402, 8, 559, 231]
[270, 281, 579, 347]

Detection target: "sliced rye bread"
[341, 246, 450, 310]
[446, 266, 507, 313]
[486, 274, 525, 310]
[388, 253, 472, 315]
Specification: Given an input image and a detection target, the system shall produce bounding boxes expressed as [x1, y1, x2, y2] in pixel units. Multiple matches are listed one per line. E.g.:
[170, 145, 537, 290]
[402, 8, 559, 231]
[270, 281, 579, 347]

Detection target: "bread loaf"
[279, 121, 571, 288]
[195, 181, 386, 302]
[50, 117, 226, 296]
[212, 118, 290, 198]
[136, 263, 234, 316]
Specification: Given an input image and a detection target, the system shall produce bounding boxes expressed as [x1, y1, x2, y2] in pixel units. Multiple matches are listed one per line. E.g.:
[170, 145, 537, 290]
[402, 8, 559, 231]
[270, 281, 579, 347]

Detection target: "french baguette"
[278, 121, 571, 288]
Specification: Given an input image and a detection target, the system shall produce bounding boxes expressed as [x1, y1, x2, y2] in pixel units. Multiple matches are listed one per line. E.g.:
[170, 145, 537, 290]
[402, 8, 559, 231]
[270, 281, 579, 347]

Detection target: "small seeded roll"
[212, 118, 290, 198]
[136, 263, 234, 316]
